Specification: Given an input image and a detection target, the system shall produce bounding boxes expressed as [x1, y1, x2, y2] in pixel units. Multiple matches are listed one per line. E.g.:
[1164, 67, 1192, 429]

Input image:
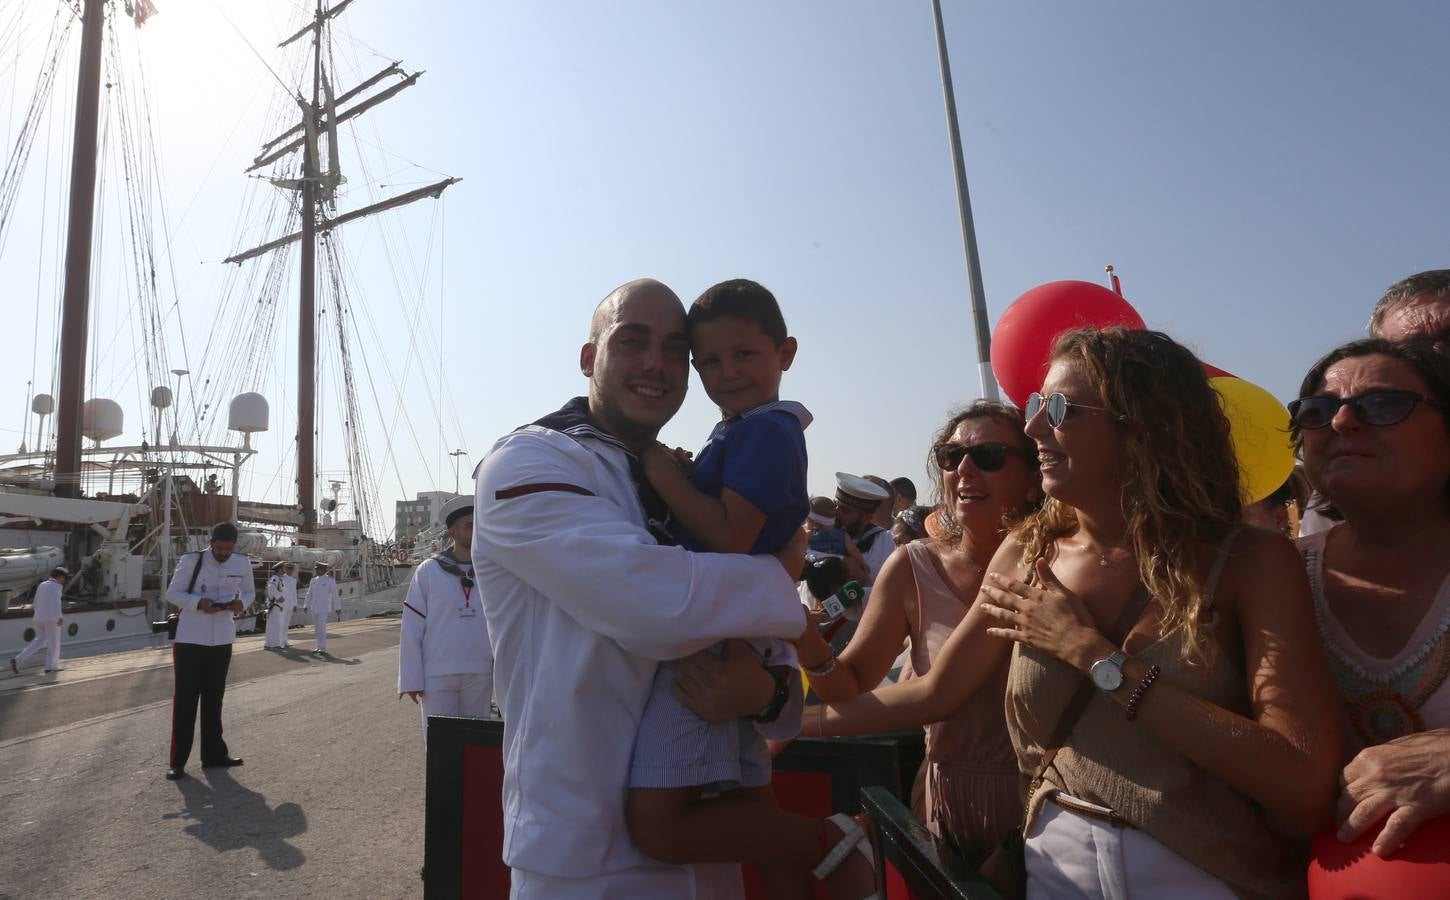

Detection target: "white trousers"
[14, 621, 61, 671]
[314, 617, 327, 651]
[264, 606, 292, 647]
[420, 671, 494, 736]
[1025, 795, 1236, 900]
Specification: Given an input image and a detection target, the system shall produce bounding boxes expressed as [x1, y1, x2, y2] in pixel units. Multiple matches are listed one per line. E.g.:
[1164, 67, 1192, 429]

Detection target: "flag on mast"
[124, 0, 159, 29]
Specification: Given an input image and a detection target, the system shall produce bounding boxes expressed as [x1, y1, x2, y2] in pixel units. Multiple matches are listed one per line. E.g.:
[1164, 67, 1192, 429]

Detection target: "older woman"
[795, 401, 1039, 862]
[804, 328, 1341, 898]
[1291, 337, 1450, 859]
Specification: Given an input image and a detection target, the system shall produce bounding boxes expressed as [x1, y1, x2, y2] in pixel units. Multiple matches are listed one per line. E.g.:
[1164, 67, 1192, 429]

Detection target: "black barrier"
[771, 731, 926, 812]
[862, 786, 1004, 899]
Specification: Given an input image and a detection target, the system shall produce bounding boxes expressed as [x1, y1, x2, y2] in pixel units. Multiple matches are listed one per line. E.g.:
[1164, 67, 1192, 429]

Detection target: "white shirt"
[473, 420, 805, 893]
[165, 550, 255, 647]
[33, 578, 63, 621]
[304, 575, 339, 614]
[398, 552, 494, 693]
[266, 574, 299, 611]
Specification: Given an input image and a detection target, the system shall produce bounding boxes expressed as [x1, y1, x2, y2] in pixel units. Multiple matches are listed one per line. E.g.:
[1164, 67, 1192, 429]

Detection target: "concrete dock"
[0, 619, 429, 899]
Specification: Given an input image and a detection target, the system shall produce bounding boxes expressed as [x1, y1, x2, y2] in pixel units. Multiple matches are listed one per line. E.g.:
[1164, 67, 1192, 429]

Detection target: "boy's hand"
[669, 446, 695, 475]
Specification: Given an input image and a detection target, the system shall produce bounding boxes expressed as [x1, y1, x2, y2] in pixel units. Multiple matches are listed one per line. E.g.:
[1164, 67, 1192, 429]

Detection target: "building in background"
[394, 491, 460, 545]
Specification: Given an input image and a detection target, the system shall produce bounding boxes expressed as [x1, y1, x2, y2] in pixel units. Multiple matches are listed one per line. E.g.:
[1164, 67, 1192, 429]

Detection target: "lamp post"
[448, 449, 467, 496]
[169, 368, 190, 446]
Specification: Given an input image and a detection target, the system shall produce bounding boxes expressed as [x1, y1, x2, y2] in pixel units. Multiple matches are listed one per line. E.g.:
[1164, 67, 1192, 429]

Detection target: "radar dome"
[150, 386, 173, 409]
[31, 394, 54, 416]
[81, 399, 124, 443]
[228, 393, 269, 433]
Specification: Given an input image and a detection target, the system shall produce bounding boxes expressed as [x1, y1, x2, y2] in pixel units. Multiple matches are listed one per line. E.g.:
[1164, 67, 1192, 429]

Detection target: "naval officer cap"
[835, 472, 889, 511]
[440, 495, 474, 528]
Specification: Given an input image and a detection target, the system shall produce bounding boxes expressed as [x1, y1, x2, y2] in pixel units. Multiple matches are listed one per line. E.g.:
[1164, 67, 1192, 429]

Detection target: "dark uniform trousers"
[169, 641, 233, 766]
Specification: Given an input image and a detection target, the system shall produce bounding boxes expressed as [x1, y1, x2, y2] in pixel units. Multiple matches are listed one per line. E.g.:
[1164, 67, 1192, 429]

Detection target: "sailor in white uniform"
[304, 562, 339, 654]
[834, 471, 894, 591]
[474, 279, 807, 900]
[398, 496, 493, 736]
[263, 562, 298, 649]
[10, 566, 69, 674]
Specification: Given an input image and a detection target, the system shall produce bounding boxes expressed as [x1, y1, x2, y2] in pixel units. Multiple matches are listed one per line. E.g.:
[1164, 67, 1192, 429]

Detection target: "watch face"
[1091, 659, 1124, 691]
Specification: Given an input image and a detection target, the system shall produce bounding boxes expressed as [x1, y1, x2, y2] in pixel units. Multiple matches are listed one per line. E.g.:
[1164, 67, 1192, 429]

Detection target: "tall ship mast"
[221, 0, 459, 538]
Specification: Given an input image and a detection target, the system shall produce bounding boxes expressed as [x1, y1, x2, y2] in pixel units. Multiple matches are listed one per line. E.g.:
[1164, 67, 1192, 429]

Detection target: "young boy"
[629, 279, 876, 899]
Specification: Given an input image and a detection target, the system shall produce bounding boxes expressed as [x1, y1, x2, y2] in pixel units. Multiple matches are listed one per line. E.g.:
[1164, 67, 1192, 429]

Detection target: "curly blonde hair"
[1015, 328, 1243, 665]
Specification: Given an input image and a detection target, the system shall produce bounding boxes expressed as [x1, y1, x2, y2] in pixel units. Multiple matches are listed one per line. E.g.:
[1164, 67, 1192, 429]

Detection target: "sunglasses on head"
[932, 442, 1026, 472]
[1288, 389, 1441, 430]
[1025, 391, 1116, 428]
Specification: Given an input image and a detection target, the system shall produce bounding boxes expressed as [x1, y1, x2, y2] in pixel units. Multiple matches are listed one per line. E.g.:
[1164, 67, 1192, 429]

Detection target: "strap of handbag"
[185, 551, 206, 594]
[1026, 581, 1152, 793]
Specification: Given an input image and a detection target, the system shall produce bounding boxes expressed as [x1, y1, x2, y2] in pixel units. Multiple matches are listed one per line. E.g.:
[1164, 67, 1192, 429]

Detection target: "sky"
[2, 1, 1447, 535]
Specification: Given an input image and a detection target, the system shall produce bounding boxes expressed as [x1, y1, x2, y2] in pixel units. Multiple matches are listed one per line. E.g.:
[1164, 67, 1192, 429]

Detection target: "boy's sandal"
[812, 812, 883, 900]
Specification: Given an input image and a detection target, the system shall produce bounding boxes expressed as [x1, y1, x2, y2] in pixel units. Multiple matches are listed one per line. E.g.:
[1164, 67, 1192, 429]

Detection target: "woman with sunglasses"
[1291, 338, 1450, 859]
[795, 402, 1040, 862]
[802, 327, 1341, 898]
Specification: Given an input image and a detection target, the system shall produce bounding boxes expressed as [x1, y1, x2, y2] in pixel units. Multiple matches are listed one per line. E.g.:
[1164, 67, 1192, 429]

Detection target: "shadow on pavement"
[165, 769, 307, 870]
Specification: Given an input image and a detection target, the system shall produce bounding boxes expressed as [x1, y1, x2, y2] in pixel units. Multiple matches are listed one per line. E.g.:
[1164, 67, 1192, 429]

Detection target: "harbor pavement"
[0, 618, 435, 899]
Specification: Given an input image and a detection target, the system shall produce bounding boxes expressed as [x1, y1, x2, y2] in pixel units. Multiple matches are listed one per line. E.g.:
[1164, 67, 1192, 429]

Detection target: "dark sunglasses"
[1025, 391, 1116, 428]
[1288, 389, 1442, 430]
[932, 442, 1027, 472]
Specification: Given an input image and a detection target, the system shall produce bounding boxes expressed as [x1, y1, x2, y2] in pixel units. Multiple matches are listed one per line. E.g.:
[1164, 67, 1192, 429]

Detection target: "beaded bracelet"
[1124, 664, 1161, 721]
[804, 650, 838, 678]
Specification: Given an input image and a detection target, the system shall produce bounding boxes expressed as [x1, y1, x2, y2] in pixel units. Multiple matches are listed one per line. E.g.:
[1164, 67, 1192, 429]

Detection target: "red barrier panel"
[427, 718, 993, 899]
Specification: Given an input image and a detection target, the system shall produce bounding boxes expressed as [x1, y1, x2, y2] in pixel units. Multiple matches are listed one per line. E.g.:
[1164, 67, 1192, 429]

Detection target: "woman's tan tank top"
[1004, 536, 1307, 900]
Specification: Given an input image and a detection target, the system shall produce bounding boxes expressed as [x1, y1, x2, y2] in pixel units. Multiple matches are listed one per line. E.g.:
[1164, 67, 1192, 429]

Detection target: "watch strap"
[748, 665, 791, 724]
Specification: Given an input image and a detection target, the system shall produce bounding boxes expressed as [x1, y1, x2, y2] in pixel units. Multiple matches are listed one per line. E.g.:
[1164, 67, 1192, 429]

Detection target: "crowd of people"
[464, 267, 1448, 900]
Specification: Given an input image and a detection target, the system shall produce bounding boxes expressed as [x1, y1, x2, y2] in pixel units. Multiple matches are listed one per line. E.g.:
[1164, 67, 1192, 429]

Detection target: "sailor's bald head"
[581, 278, 690, 450]
[588, 278, 684, 343]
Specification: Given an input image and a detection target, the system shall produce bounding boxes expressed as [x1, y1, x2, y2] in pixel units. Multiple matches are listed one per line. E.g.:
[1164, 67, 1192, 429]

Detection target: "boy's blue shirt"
[669, 400, 812, 555]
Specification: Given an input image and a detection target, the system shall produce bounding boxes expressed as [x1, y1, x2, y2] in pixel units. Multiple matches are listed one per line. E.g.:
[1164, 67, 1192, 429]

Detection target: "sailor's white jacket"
[397, 553, 493, 693]
[473, 415, 805, 895]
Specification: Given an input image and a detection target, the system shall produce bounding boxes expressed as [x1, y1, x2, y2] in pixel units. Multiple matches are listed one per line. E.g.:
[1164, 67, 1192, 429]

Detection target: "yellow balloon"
[1210, 376, 1296, 505]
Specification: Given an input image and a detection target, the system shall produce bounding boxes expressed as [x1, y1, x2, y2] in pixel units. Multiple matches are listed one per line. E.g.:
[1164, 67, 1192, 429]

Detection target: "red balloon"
[991, 281, 1146, 407]
[1308, 815, 1450, 899]
[1203, 361, 1235, 379]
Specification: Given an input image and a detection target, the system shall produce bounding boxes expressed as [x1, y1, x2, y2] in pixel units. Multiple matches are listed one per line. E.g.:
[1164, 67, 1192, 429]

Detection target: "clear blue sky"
[3, 1, 1447, 528]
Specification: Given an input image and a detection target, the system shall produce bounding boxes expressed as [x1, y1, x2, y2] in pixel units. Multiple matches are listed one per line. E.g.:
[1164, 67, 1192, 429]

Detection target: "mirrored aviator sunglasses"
[932, 442, 1022, 473]
[1024, 391, 1113, 428]
[1288, 389, 1438, 430]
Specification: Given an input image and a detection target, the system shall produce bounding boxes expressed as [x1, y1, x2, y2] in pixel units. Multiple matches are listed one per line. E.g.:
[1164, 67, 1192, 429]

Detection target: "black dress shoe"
[201, 757, 244, 768]
[165, 767, 186, 780]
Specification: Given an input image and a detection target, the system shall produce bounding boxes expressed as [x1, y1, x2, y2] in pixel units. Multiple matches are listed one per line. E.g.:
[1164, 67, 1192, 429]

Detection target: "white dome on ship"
[81, 398, 124, 443]
[150, 386, 173, 409]
[228, 393, 269, 433]
[31, 394, 54, 415]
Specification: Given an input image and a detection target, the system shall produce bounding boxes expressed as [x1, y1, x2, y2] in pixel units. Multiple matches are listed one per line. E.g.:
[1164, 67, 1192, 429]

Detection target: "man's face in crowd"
[582, 282, 690, 448]
[210, 539, 235, 563]
[448, 515, 473, 547]
[836, 503, 869, 536]
[1378, 295, 1450, 342]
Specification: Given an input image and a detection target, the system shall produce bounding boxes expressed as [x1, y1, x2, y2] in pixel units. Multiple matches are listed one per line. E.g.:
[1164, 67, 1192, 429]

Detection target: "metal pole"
[930, 0, 999, 402]
[54, 0, 108, 499]
[298, 1, 323, 537]
[159, 468, 173, 621]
